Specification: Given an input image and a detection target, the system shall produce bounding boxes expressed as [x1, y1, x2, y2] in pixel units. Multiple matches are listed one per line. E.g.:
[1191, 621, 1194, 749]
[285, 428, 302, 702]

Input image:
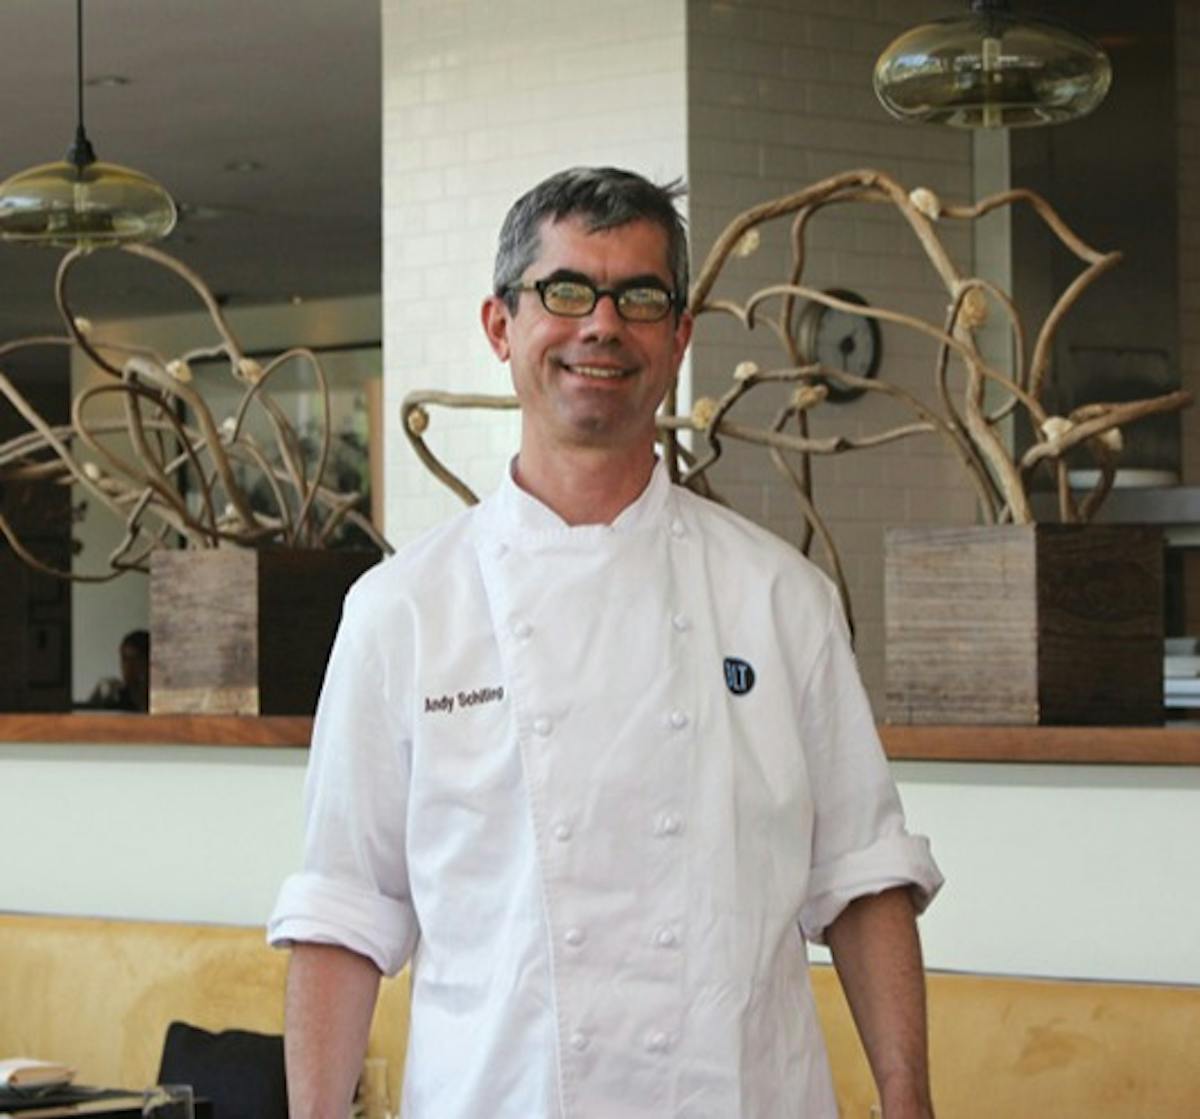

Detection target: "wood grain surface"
[149, 548, 378, 716]
[885, 524, 1163, 725]
[879, 723, 1200, 765]
[0, 712, 311, 746]
[4, 715, 1200, 764]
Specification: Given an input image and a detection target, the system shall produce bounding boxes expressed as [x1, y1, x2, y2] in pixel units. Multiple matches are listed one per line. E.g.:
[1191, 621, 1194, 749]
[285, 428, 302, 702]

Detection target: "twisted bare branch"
[398, 170, 1191, 633]
[1, 248, 390, 580]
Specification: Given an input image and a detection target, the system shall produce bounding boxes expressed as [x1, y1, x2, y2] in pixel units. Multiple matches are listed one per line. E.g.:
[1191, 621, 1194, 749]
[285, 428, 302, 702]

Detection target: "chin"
[566, 413, 657, 451]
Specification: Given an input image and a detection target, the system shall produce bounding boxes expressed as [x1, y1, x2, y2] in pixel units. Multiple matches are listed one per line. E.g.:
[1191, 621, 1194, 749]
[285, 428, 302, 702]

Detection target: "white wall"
[895, 762, 1200, 984]
[0, 742, 306, 925]
[3, 739, 1198, 985]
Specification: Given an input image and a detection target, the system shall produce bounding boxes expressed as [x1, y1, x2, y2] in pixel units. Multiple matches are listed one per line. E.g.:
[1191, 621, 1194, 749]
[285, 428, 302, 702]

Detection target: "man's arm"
[285, 941, 382, 1118]
[825, 886, 934, 1119]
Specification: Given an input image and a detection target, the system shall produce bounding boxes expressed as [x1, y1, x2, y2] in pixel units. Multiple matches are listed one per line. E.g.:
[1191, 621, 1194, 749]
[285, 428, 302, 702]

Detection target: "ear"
[481, 296, 513, 362]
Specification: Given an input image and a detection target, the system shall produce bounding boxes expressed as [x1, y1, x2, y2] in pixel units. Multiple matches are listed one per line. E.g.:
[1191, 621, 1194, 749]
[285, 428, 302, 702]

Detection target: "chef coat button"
[494, 542, 509, 559]
[669, 518, 686, 539]
[654, 926, 679, 949]
[552, 820, 573, 842]
[569, 1030, 590, 1052]
[564, 926, 586, 948]
[513, 620, 533, 640]
[668, 708, 689, 730]
[655, 812, 683, 837]
[533, 716, 552, 736]
[643, 1029, 670, 1054]
[671, 612, 691, 633]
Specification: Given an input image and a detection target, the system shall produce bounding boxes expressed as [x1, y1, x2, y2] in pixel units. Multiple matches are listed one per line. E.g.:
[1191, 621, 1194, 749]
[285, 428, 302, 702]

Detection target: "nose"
[580, 290, 625, 340]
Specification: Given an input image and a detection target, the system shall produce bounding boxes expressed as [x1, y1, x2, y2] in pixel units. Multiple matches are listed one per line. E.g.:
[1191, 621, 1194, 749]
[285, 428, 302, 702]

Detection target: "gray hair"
[493, 167, 689, 314]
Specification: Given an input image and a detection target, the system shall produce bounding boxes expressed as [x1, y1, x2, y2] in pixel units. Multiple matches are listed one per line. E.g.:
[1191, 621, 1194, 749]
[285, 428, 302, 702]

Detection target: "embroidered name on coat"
[424, 685, 505, 715]
[723, 657, 755, 696]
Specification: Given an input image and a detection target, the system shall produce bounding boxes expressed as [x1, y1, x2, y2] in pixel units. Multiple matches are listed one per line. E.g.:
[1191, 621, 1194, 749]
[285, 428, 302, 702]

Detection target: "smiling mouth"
[558, 359, 634, 380]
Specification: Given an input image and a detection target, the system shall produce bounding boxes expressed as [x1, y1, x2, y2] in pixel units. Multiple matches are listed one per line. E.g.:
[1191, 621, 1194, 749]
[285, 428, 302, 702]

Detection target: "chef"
[269, 166, 943, 1119]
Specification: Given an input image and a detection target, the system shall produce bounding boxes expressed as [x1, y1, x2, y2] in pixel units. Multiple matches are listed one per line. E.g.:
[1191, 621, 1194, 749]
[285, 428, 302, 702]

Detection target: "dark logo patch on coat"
[723, 657, 755, 696]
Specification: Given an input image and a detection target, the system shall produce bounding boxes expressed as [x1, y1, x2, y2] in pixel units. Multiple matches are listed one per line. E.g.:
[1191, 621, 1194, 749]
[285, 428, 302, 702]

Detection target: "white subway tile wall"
[685, 0, 977, 708]
[382, 0, 988, 710]
[381, 0, 688, 543]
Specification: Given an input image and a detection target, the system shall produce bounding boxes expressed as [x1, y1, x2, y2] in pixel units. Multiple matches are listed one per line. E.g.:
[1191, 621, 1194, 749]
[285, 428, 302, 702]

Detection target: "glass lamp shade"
[0, 158, 177, 247]
[874, 9, 1112, 128]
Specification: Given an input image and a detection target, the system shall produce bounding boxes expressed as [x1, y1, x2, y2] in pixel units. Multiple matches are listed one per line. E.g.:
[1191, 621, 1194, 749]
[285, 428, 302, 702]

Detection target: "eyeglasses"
[506, 277, 677, 323]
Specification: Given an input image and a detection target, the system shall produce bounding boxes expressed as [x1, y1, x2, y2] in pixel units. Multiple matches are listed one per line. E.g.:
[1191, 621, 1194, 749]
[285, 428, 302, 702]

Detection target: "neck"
[513, 442, 657, 526]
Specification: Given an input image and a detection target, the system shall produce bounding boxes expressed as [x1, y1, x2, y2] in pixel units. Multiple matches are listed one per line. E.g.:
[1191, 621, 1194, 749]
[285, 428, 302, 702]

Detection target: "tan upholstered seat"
[3, 913, 1198, 1117]
[813, 964, 1200, 1117]
[0, 913, 409, 1106]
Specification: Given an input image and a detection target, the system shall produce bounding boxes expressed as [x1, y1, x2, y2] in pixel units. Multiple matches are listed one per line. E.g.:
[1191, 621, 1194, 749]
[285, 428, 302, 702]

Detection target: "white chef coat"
[269, 459, 943, 1118]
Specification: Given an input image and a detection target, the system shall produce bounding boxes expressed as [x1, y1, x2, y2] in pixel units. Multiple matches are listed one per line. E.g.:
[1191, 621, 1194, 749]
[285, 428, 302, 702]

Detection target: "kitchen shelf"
[3, 714, 1200, 764]
[879, 723, 1200, 765]
[0, 713, 310, 748]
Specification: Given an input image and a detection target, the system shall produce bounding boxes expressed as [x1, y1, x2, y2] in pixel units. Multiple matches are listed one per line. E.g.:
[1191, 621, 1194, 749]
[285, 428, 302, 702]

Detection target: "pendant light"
[0, 0, 176, 247]
[874, 0, 1112, 128]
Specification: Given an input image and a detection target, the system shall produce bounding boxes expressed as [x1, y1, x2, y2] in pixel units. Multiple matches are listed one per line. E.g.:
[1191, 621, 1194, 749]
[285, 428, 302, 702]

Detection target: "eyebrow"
[539, 268, 672, 291]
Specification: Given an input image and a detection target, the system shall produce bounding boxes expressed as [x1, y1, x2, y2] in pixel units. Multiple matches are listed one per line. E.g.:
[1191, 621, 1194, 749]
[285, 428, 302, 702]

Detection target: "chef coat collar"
[492, 456, 673, 541]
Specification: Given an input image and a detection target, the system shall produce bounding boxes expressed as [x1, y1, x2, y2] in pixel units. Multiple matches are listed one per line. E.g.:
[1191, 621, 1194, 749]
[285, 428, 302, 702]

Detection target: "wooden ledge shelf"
[0, 713, 312, 748]
[2, 715, 1200, 764]
[880, 724, 1200, 765]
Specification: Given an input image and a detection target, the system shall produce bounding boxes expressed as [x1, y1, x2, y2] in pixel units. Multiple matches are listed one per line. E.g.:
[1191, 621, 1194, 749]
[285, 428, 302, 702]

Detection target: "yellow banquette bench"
[2, 912, 1198, 1116]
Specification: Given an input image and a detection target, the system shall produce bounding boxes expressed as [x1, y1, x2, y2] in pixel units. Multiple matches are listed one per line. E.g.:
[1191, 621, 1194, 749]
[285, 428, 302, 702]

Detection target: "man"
[85, 628, 150, 711]
[269, 167, 943, 1118]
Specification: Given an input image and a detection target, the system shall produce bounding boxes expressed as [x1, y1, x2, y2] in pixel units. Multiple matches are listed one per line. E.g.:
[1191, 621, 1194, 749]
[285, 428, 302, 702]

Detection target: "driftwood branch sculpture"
[401, 169, 1191, 624]
[0, 245, 390, 581]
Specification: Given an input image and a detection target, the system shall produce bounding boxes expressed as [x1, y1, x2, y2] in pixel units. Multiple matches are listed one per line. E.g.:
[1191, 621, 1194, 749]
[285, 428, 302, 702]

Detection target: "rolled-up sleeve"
[267, 581, 418, 976]
[797, 594, 943, 943]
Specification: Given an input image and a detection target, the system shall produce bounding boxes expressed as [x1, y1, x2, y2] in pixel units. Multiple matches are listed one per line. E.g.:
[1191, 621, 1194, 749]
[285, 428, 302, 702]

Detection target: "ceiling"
[0, 0, 380, 375]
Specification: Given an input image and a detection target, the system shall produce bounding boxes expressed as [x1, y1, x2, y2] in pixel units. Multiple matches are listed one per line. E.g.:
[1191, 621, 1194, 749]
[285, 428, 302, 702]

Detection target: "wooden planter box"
[149, 548, 380, 716]
[885, 525, 1163, 726]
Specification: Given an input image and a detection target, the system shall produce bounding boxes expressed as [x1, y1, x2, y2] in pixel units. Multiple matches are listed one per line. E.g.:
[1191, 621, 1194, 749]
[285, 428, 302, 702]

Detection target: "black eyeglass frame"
[504, 277, 682, 322]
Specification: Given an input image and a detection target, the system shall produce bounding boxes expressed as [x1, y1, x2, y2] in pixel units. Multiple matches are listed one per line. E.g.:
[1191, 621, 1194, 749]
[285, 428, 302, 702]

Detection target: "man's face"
[482, 216, 692, 458]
